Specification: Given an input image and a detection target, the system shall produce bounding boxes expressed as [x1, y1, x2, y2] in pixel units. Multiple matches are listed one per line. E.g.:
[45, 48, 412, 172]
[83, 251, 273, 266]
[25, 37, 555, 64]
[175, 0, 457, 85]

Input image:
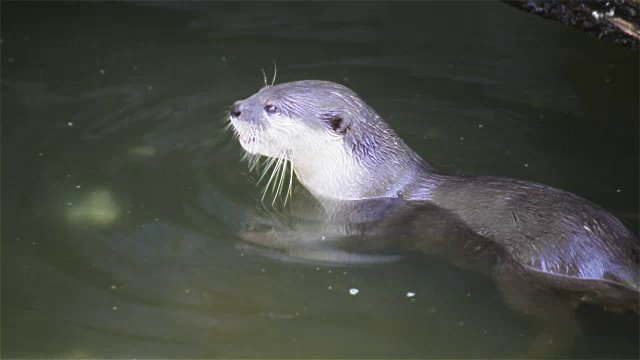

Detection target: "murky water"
[2, 2, 638, 358]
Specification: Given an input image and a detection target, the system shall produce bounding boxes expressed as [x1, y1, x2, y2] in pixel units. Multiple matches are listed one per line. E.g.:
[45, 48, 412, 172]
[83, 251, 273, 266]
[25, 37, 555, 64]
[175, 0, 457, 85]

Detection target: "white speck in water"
[185, 289, 190, 293]
[458, 321, 465, 326]
[261, 268, 265, 272]
[616, 189, 621, 193]
[221, 56, 226, 61]
[148, 85, 153, 90]
[483, 329, 488, 335]
[67, 122, 74, 127]
[132, 66, 138, 71]
[8, 57, 14, 63]
[316, 267, 320, 271]
[328, 286, 332, 290]
[592, 11, 601, 20]
[112, 306, 118, 311]
[607, 8, 614, 16]
[478, 124, 483, 128]
[467, 293, 471, 297]
[99, 69, 105, 75]
[343, 77, 349, 82]
[460, 137, 464, 140]
[38, 152, 43, 156]
[240, 253, 244, 256]
[406, 292, 416, 298]
[155, 218, 159, 221]
[343, 271, 347, 275]
[524, 163, 529, 167]
[32, 242, 36, 245]
[349, 288, 359, 295]
[321, 236, 325, 240]
[110, 285, 116, 289]
[76, 185, 81, 189]
[67, 202, 72, 206]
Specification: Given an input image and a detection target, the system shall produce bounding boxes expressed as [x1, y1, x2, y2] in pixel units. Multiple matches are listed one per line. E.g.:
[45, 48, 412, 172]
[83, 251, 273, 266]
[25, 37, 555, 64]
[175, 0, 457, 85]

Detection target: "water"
[2, 1, 638, 358]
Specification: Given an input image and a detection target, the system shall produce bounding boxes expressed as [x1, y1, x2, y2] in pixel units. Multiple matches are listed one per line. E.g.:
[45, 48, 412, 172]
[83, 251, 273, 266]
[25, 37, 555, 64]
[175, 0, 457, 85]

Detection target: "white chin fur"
[231, 119, 261, 155]
[239, 139, 259, 154]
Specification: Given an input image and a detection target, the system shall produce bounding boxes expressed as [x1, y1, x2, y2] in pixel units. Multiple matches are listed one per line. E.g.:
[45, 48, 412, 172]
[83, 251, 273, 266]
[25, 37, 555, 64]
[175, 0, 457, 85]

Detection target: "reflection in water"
[2, 1, 638, 358]
[66, 189, 119, 226]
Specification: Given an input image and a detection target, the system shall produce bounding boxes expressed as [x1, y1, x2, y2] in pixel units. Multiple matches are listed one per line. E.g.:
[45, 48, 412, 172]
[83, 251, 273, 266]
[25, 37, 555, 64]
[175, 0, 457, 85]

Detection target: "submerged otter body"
[229, 80, 639, 345]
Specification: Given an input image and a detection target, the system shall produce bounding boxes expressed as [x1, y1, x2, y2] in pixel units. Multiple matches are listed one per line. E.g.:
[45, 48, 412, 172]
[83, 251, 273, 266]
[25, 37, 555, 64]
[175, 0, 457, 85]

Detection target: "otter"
[229, 80, 639, 353]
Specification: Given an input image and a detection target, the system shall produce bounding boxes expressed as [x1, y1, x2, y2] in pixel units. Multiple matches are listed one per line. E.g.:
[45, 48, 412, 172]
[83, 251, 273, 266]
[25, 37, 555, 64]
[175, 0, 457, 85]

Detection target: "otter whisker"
[223, 119, 235, 133]
[248, 153, 261, 172]
[274, 157, 287, 205]
[268, 157, 284, 196]
[261, 68, 268, 88]
[284, 157, 294, 206]
[261, 157, 283, 202]
[257, 156, 278, 186]
[271, 59, 277, 86]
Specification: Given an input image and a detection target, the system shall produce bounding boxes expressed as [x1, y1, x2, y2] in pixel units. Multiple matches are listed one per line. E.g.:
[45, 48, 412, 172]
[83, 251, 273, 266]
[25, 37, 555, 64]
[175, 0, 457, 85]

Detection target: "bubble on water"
[349, 288, 359, 295]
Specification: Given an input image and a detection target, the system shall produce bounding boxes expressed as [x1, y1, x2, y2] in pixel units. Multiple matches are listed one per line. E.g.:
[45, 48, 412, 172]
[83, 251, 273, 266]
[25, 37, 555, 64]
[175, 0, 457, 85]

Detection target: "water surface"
[2, 2, 638, 358]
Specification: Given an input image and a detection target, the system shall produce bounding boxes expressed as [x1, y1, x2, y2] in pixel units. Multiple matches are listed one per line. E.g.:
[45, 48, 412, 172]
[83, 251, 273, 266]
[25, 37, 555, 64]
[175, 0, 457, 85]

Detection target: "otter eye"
[264, 104, 278, 114]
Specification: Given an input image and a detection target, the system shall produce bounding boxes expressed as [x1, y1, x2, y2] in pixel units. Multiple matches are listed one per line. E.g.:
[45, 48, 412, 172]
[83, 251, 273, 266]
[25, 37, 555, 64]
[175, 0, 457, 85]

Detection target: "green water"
[2, 2, 638, 358]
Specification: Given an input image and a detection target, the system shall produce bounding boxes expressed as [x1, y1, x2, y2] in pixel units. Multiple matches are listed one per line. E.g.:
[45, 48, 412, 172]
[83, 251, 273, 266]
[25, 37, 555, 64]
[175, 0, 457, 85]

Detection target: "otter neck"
[290, 143, 428, 202]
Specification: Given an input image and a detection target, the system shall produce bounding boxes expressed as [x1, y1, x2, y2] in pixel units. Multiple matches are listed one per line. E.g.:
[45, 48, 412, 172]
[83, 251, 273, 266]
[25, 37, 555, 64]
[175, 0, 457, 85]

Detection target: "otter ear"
[320, 111, 350, 134]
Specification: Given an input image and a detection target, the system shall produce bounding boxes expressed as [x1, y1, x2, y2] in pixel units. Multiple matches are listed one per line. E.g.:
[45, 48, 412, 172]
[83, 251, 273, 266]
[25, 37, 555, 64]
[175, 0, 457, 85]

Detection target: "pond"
[2, 1, 638, 358]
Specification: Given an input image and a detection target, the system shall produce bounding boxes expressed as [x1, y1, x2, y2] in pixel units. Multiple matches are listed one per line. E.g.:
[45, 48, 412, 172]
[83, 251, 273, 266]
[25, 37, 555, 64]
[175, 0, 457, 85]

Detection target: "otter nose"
[231, 103, 242, 118]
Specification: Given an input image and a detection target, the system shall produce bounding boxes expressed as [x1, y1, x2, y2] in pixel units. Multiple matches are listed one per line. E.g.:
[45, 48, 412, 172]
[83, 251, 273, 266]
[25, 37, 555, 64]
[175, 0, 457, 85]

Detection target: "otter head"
[229, 80, 425, 201]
